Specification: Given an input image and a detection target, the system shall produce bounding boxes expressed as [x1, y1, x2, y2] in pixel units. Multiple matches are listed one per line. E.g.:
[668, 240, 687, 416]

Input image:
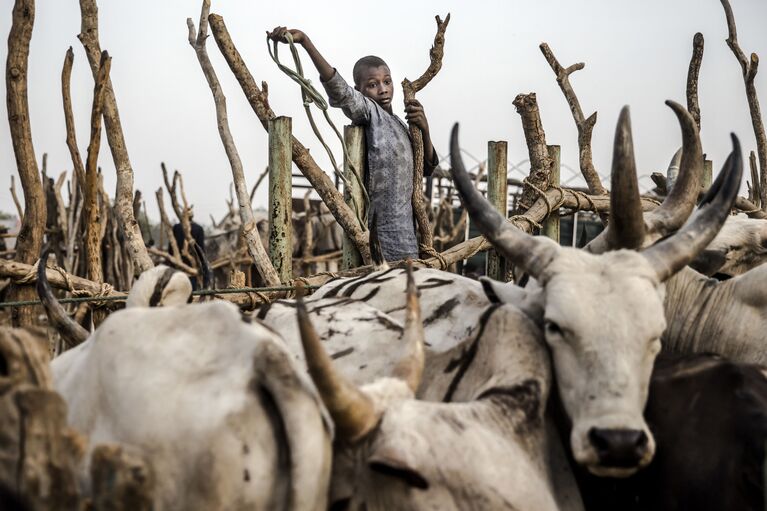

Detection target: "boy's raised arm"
[268, 27, 335, 82]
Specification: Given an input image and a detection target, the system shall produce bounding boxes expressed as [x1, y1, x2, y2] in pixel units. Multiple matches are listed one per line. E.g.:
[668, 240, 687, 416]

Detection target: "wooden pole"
[703, 159, 713, 191]
[342, 125, 365, 269]
[6, 0, 45, 326]
[486, 141, 508, 281]
[542, 145, 561, 243]
[268, 116, 293, 282]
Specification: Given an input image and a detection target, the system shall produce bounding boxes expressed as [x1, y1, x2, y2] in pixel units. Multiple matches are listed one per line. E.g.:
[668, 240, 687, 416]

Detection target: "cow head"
[450, 105, 742, 477]
[296, 266, 559, 509]
[689, 216, 767, 277]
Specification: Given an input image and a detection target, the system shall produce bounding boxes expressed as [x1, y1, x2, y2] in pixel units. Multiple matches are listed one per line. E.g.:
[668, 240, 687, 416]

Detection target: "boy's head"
[353, 55, 393, 112]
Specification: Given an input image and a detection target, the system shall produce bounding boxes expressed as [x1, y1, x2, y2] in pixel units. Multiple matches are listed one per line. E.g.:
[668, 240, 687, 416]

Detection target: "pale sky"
[1, 0, 766, 226]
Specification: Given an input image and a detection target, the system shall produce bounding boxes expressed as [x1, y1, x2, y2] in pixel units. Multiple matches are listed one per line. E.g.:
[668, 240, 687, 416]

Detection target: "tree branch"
[84, 51, 110, 284]
[402, 14, 450, 256]
[187, 0, 280, 286]
[513, 92, 553, 212]
[78, 0, 153, 273]
[720, 0, 767, 211]
[61, 47, 86, 191]
[686, 33, 704, 131]
[539, 42, 606, 197]
[6, 0, 44, 326]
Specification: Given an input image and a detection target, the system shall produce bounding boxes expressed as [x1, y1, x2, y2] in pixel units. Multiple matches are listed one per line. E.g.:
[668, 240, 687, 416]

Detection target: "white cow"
[287, 268, 579, 510]
[49, 299, 332, 510]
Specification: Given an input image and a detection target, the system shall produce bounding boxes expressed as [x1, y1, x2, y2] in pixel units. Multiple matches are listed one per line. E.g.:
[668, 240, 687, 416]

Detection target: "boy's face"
[356, 65, 394, 113]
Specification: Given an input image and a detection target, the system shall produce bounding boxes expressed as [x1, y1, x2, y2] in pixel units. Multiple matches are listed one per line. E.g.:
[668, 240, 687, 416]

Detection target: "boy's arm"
[268, 27, 372, 124]
[268, 27, 334, 81]
[405, 100, 439, 177]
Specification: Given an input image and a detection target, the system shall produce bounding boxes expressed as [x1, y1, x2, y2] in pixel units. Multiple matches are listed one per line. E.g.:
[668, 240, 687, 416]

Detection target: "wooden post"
[268, 116, 292, 282]
[486, 141, 508, 281]
[703, 159, 713, 191]
[542, 145, 561, 243]
[342, 125, 366, 270]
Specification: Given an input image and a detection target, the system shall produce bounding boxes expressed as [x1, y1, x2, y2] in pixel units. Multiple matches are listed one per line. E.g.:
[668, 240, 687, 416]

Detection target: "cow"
[289, 266, 581, 510]
[688, 215, 767, 278]
[309, 103, 742, 477]
[41, 281, 333, 509]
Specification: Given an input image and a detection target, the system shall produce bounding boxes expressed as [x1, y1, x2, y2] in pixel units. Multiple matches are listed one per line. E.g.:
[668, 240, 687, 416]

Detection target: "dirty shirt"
[323, 71, 423, 261]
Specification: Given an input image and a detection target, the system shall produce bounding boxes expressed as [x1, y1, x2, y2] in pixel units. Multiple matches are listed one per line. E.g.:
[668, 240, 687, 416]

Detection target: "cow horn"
[296, 297, 379, 442]
[192, 241, 212, 292]
[645, 101, 703, 239]
[643, 134, 742, 282]
[605, 106, 646, 250]
[665, 146, 683, 191]
[449, 123, 560, 279]
[391, 260, 424, 394]
[36, 244, 89, 347]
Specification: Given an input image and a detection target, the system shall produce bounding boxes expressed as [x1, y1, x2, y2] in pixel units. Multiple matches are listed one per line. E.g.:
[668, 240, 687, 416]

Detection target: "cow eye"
[544, 320, 563, 337]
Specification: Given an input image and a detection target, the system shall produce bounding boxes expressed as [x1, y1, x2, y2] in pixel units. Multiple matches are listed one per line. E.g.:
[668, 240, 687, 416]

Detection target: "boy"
[268, 27, 439, 261]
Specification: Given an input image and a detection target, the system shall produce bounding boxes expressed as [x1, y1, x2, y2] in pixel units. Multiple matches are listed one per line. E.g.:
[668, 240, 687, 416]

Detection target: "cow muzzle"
[588, 427, 649, 469]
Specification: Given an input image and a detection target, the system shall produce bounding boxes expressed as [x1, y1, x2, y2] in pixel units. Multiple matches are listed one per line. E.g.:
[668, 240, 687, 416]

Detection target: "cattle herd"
[3, 102, 767, 510]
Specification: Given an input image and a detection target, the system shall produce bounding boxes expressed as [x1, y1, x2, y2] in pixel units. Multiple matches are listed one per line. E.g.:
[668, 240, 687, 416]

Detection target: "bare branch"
[402, 14, 450, 255]
[155, 188, 181, 261]
[720, 0, 767, 211]
[78, 0, 153, 272]
[539, 42, 606, 196]
[84, 51, 110, 285]
[10, 175, 24, 221]
[187, 1, 280, 286]
[249, 166, 269, 203]
[686, 33, 704, 131]
[6, 0, 44, 326]
[513, 93, 553, 212]
[61, 47, 86, 190]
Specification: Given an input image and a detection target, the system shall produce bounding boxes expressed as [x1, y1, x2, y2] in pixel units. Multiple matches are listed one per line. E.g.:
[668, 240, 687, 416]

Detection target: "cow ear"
[480, 277, 530, 304]
[368, 448, 429, 489]
[479, 277, 544, 322]
[688, 249, 728, 276]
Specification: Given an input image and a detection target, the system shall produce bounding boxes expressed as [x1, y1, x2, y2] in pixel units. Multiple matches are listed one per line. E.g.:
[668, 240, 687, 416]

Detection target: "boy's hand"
[405, 99, 430, 134]
[267, 26, 307, 45]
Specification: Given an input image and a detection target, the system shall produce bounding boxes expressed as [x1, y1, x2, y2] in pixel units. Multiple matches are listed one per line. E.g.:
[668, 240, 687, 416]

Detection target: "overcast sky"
[1, 0, 766, 226]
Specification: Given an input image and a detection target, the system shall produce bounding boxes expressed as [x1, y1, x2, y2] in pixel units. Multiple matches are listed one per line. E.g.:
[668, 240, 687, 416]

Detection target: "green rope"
[0, 285, 320, 308]
[266, 33, 369, 229]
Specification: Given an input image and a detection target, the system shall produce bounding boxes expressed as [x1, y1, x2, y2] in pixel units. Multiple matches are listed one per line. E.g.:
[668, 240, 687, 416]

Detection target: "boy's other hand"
[405, 99, 429, 133]
[267, 26, 306, 45]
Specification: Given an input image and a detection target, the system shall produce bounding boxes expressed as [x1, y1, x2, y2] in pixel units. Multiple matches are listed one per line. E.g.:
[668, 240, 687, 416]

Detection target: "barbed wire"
[0, 284, 321, 309]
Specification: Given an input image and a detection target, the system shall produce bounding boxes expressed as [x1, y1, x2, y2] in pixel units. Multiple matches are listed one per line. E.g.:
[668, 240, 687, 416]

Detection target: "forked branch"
[402, 14, 450, 256]
[720, 0, 767, 211]
[187, 0, 280, 285]
[540, 42, 606, 196]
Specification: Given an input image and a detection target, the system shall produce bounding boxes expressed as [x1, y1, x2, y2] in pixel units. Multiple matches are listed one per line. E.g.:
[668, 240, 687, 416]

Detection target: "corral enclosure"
[1, 0, 767, 509]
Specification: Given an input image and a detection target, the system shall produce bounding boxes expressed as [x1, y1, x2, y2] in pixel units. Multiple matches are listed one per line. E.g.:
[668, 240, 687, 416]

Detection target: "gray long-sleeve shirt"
[323, 71, 436, 261]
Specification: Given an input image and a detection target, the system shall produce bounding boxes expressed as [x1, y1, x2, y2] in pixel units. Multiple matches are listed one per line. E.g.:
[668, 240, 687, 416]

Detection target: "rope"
[15, 259, 92, 297]
[417, 244, 449, 270]
[267, 33, 369, 229]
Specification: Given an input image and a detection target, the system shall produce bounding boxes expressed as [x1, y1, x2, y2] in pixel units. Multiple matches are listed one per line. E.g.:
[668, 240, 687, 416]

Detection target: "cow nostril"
[588, 427, 649, 468]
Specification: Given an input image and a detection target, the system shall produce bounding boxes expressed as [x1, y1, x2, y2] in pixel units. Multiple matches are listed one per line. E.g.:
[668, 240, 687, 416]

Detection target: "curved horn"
[646, 101, 704, 238]
[36, 245, 89, 347]
[665, 147, 683, 191]
[391, 260, 424, 394]
[296, 296, 379, 442]
[605, 106, 646, 250]
[449, 123, 559, 278]
[192, 241, 212, 291]
[643, 134, 743, 282]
